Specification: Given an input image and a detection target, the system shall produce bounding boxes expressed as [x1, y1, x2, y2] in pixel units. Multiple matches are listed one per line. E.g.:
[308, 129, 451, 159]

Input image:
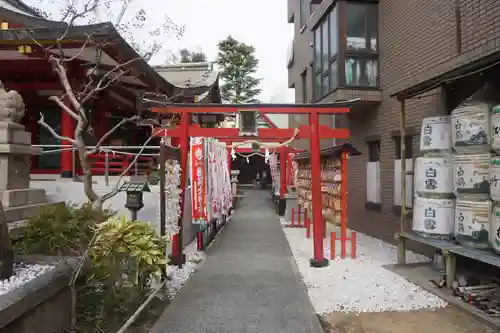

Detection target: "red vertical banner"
[190, 137, 208, 223]
[287, 153, 295, 186]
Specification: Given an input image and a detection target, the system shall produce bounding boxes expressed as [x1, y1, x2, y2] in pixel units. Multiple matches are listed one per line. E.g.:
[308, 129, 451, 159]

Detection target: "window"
[330, 61, 338, 91]
[344, 2, 378, 88]
[313, 29, 321, 72]
[393, 136, 414, 210]
[346, 3, 378, 52]
[366, 140, 381, 208]
[299, 0, 307, 29]
[301, 70, 307, 103]
[329, 8, 338, 57]
[345, 57, 378, 87]
[367, 140, 380, 162]
[312, 6, 338, 100]
[394, 136, 413, 160]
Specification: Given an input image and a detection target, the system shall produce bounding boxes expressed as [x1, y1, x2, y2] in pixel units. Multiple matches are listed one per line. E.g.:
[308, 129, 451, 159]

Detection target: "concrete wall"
[30, 179, 197, 248]
[0, 257, 76, 333]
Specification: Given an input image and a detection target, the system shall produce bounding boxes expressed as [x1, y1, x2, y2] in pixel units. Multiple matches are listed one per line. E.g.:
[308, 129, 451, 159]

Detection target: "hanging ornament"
[159, 159, 182, 235]
[231, 147, 236, 161]
[265, 148, 270, 164]
[246, 156, 250, 164]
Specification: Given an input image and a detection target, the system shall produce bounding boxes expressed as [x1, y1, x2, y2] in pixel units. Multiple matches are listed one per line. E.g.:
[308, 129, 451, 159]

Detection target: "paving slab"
[150, 189, 323, 333]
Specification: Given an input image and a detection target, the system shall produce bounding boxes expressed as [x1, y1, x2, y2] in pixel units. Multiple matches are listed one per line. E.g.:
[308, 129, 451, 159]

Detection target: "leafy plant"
[12, 205, 169, 332]
[12, 203, 113, 256]
[90, 215, 168, 289]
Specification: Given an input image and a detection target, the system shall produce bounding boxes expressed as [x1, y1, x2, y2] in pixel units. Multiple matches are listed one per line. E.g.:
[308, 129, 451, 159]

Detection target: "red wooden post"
[330, 232, 336, 259]
[305, 208, 310, 238]
[172, 111, 190, 267]
[298, 205, 301, 225]
[226, 141, 232, 171]
[60, 100, 75, 178]
[278, 146, 287, 216]
[341, 152, 348, 259]
[351, 232, 357, 259]
[197, 231, 203, 251]
[309, 112, 327, 267]
[287, 153, 293, 186]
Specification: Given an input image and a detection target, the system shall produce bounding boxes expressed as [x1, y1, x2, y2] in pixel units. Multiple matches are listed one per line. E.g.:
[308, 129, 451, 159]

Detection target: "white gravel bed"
[283, 226, 448, 314]
[164, 239, 206, 299]
[0, 263, 54, 295]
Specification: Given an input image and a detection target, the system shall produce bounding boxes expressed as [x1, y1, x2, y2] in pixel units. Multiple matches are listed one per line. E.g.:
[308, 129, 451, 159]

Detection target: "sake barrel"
[455, 199, 492, 249]
[413, 197, 455, 240]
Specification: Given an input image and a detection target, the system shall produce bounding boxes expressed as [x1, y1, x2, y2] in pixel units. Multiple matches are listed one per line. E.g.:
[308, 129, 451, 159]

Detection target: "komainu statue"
[0, 81, 25, 124]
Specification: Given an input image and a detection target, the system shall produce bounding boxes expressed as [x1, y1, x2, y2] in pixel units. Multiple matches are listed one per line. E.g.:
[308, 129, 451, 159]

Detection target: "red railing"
[87, 153, 155, 176]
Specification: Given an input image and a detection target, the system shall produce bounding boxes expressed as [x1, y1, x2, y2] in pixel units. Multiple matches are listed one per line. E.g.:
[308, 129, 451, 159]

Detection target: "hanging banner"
[269, 154, 278, 185]
[190, 137, 207, 224]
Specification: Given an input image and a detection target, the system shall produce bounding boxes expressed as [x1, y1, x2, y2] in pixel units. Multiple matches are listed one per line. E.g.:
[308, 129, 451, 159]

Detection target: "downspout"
[397, 98, 407, 265]
[400, 99, 406, 233]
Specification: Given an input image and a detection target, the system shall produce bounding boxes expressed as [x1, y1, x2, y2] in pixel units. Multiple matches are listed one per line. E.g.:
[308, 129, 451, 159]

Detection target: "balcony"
[311, 1, 381, 107]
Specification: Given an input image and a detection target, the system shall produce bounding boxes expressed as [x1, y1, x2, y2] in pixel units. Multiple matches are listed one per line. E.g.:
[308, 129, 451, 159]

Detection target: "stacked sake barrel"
[451, 102, 492, 250]
[413, 117, 455, 240]
[490, 105, 500, 254]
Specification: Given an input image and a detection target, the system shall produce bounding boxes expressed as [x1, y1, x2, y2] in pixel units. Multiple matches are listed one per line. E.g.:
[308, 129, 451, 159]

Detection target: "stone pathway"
[150, 189, 323, 333]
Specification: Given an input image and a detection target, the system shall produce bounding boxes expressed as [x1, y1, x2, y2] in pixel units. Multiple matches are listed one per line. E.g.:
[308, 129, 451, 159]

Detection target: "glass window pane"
[314, 73, 322, 100]
[322, 74, 329, 96]
[300, 0, 307, 27]
[329, 61, 338, 90]
[329, 7, 338, 57]
[321, 17, 329, 71]
[346, 4, 367, 51]
[345, 57, 378, 87]
[366, 5, 378, 51]
[314, 29, 321, 72]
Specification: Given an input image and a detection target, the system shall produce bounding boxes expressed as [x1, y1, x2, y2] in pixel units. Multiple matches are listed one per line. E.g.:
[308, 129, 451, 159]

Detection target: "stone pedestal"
[0, 122, 50, 223]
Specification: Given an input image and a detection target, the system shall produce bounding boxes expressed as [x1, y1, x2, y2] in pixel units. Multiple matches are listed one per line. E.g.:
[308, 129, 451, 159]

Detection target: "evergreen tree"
[179, 48, 207, 63]
[215, 36, 262, 103]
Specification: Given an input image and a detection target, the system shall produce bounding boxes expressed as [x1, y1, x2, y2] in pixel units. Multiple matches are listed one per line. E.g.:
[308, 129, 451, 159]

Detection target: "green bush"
[12, 203, 169, 333]
[12, 203, 114, 256]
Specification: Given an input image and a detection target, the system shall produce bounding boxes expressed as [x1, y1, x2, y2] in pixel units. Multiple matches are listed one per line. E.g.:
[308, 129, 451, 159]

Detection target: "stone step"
[3, 202, 62, 223]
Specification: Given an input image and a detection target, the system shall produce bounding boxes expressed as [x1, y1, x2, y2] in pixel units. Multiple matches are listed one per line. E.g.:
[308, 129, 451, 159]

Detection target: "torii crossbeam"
[152, 103, 351, 268]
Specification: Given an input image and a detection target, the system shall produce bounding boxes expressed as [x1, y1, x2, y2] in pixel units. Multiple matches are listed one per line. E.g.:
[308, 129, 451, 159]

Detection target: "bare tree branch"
[48, 95, 80, 120]
[38, 113, 77, 145]
[50, 58, 84, 116]
[86, 115, 140, 155]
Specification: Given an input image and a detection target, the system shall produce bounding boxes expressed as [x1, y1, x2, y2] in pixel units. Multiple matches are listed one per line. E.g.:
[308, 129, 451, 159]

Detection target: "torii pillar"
[278, 146, 287, 216]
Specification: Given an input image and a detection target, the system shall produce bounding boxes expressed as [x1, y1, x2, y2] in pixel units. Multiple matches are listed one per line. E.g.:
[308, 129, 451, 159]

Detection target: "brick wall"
[286, 0, 500, 252]
[341, 0, 500, 251]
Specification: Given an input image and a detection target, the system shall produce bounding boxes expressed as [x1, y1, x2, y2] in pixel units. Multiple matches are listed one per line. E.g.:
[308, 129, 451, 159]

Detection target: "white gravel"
[0, 263, 54, 295]
[283, 226, 448, 314]
[165, 239, 206, 299]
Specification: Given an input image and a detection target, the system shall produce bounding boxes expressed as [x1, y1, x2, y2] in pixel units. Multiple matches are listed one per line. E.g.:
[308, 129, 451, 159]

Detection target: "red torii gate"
[152, 103, 350, 267]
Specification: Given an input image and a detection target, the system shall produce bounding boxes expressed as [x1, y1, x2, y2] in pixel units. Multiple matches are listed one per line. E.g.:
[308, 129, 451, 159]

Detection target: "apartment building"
[287, 0, 500, 247]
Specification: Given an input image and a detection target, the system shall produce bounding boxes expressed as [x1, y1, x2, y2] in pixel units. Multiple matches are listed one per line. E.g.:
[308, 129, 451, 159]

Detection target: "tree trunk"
[0, 200, 14, 279]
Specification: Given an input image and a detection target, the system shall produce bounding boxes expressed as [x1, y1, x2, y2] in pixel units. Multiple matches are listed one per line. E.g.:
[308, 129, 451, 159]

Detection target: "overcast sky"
[26, 0, 295, 104]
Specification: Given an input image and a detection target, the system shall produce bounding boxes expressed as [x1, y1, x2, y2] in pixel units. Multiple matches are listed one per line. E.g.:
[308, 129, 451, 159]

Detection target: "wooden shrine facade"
[0, 2, 221, 177]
